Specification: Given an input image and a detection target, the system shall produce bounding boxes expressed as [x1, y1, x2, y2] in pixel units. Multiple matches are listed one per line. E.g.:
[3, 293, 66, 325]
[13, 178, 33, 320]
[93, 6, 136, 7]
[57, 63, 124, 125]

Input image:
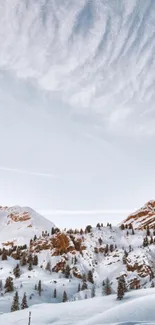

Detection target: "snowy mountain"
[1, 204, 155, 317]
[0, 205, 55, 246]
[122, 200, 155, 229]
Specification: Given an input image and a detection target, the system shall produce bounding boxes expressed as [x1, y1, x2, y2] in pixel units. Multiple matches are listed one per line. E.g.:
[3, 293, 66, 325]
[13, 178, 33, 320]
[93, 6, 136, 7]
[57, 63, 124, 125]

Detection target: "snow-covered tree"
[104, 278, 112, 295]
[21, 292, 28, 309]
[11, 291, 19, 312]
[62, 291, 68, 302]
[13, 264, 20, 278]
[117, 276, 125, 300]
[4, 277, 14, 293]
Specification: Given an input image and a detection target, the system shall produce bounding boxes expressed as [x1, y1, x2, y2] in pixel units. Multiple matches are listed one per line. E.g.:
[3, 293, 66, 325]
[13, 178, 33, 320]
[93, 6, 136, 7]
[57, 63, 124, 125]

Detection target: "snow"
[1, 288, 155, 325]
[0, 206, 55, 246]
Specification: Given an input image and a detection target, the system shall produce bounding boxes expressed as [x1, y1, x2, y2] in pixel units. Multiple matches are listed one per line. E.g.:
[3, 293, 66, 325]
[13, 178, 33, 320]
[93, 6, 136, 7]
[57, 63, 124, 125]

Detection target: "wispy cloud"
[0, 166, 60, 179]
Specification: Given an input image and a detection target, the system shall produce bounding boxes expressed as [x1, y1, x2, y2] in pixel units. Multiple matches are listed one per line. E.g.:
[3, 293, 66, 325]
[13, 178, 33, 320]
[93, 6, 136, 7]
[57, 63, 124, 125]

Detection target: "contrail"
[0, 166, 60, 179]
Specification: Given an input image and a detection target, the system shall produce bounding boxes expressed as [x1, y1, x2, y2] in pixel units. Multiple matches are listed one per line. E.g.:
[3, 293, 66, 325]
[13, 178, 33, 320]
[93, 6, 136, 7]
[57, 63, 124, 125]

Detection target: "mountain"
[122, 200, 155, 229]
[0, 202, 155, 319]
[0, 205, 54, 246]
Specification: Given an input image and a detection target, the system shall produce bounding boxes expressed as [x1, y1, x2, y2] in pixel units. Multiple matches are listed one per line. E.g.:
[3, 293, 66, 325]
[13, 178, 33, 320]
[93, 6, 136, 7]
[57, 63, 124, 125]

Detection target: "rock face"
[122, 200, 155, 229]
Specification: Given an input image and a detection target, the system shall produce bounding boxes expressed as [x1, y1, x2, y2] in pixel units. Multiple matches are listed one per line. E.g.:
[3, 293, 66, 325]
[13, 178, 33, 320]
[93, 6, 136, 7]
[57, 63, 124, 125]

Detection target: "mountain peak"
[0, 205, 54, 246]
[122, 200, 155, 229]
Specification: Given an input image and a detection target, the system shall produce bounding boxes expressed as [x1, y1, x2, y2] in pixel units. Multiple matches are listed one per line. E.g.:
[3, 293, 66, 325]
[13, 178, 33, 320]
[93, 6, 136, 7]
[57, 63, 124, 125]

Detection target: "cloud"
[0, 0, 155, 134]
[0, 166, 60, 179]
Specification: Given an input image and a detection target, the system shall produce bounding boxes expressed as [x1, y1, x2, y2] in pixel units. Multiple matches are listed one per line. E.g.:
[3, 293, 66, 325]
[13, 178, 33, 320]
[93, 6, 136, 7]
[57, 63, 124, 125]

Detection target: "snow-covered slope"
[1, 288, 155, 325]
[122, 200, 155, 229]
[0, 206, 54, 246]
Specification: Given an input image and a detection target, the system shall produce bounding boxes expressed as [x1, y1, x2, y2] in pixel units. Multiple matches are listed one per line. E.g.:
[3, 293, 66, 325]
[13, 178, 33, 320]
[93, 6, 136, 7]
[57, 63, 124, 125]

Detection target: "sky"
[0, 0, 155, 229]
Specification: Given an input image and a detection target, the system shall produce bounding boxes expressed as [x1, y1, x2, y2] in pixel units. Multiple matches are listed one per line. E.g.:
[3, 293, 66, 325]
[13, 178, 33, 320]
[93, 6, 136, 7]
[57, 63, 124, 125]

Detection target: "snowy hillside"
[1, 209, 155, 316]
[1, 288, 155, 325]
[0, 206, 54, 246]
[122, 200, 155, 229]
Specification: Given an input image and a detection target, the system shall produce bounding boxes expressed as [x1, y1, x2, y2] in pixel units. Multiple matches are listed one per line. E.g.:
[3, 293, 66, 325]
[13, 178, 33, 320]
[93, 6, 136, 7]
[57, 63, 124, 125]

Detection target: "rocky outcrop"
[122, 200, 155, 229]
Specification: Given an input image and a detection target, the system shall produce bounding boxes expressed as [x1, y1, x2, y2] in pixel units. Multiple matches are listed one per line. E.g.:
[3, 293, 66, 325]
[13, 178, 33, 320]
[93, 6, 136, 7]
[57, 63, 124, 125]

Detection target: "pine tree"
[65, 265, 70, 279]
[38, 280, 42, 296]
[117, 276, 125, 300]
[62, 291, 68, 302]
[87, 270, 94, 284]
[27, 254, 33, 264]
[11, 291, 19, 312]
[78, 283, 81, 292]
[4, 277, 14, 292]
[21, 292, 28, 309]
[91, 285, 95, 298]
[28, 262, 33, 271]
[143, 237, 149, 247]
[146, 226, 150, 237]
[33, 255, 38, 266]
[132, 227, 135, 235]
[1, 249, 7, 260]
[45, 261, 51, 272]
[0, 280, 3, 291]
[53, 288, 57, 298]
[20, 254, 27, 266]
[81, 274, 88, 290]
[13, 264, 20, 278]
[104, 278, 112, 295]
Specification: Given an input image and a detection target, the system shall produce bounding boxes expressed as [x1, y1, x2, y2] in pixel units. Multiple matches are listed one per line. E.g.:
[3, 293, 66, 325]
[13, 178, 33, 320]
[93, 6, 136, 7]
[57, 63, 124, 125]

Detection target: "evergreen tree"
[28, 262, 33, 271]
[0, 280, 3, 291]
[143, 237, 149, 247]
[62, 291, 68, 302]
[33, 255, 38, 266]
[21, 292, 28, 309]
[146, 226, 150, 237]
[87, 270, 94, 284]
[91, 285, 95, 298]
[104, 244, 109, 255]
[120, 224, 125, 230]
[20, 254, 27, 266]
[150, 236, 153, 245]
[13, 264, 20, 278]
[117, 276, 125, 300]
[85, 225, 92, 233]
[1, 250, 7, 260]
[110, 244, 114, 253]
[4, 277, 14, 292]
[11, 291, 19, 312]
[81, 274, 88, 291]
[78, 283, 81, 292]
[27, 254, 33, 264]
[53, 288, 57, 298]
[65, 265, 70, 279]
[38, 280, 42, 296]
[45, 261, 51, 272]
[104, 278, 112, 295]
